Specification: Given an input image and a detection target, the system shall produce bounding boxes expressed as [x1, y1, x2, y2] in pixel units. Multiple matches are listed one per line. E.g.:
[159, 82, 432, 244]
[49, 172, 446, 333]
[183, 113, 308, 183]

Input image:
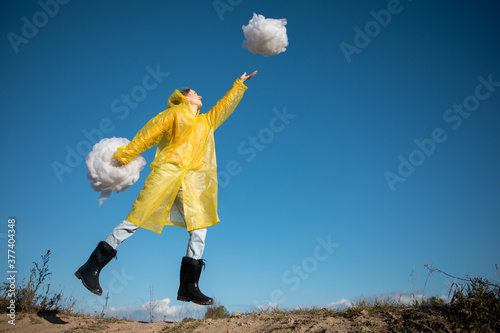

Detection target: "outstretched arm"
[206, 70, 258, 130]
[114, 109, 175, 165]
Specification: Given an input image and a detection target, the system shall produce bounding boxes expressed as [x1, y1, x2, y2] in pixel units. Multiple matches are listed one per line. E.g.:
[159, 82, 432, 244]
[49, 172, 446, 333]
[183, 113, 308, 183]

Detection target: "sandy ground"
[0, 309, 393, 333]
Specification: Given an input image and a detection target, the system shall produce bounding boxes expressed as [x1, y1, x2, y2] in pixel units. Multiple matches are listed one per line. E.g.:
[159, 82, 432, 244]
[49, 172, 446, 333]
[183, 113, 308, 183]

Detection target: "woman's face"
[185, 89, 203, 109]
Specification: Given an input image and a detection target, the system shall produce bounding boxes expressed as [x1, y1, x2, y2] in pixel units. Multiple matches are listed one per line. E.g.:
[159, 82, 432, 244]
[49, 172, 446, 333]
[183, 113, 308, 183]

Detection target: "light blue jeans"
[104, 187, 207, 260]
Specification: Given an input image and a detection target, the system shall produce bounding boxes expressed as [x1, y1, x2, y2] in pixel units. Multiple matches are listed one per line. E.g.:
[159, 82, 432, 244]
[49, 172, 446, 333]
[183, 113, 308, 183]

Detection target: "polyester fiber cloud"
[242, 13, 288, 56]
[86, 137, 146, 206]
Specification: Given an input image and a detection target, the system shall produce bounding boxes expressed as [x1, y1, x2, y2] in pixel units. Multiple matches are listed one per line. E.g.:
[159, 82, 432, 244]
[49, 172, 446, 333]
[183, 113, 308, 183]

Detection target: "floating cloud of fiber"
[86, 137, 146, 206]
[242, 13, 288, 56]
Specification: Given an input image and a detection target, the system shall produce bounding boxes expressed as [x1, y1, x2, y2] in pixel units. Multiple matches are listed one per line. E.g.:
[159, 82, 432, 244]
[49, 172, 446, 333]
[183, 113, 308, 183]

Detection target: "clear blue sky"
[1, 0, 500, 321]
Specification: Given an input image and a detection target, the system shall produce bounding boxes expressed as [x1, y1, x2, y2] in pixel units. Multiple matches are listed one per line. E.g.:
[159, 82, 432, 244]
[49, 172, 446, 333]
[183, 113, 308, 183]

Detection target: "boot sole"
[74, 271, 102, 296]
[177, 295, 213, 305]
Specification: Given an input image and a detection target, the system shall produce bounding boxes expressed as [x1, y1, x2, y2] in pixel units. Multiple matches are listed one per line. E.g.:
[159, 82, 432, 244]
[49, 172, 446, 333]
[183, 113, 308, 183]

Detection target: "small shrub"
[204, 304, 230, 319]
[0, 250, 72, 314]
[181, 317, 197, 323]
[446, 277, 500, 332]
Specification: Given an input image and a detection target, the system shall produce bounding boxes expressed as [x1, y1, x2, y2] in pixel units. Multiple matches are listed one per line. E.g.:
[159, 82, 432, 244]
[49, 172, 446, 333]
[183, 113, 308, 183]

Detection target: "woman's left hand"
[240, 70, 258, 82]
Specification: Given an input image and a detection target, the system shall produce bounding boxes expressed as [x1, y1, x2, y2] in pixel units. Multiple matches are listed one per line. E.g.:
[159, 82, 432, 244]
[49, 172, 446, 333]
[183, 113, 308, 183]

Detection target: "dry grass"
[0, 250, 77, 316]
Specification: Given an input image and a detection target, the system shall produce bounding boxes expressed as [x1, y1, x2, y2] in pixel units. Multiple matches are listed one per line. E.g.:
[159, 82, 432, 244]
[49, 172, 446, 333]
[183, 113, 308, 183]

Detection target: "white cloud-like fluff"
[86, 137, 146, 206]
[325, 298, 352, 310]
[242, 13, 288, 56]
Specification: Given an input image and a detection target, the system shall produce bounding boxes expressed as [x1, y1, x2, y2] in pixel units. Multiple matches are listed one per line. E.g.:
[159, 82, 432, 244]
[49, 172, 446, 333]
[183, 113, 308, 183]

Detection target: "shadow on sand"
[37, 310, 68, 325]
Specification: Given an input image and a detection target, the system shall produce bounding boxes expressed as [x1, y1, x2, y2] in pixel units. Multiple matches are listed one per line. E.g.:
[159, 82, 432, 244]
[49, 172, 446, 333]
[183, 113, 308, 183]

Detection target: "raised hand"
[240, 70, 258, 82]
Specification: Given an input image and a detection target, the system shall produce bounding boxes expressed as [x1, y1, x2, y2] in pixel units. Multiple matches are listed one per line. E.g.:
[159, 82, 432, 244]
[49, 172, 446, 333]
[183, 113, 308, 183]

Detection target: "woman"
[75, 70, 257, 305]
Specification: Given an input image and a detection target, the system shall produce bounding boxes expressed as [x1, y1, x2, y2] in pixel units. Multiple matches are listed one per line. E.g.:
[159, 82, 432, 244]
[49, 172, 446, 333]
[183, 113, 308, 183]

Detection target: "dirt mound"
[0, 309, 392, 333]
[0, 306, 494, 332]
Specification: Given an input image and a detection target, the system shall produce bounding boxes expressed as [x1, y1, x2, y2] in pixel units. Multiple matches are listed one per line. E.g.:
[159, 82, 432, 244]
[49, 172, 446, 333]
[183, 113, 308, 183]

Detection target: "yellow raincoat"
[113, 79, 248, 233]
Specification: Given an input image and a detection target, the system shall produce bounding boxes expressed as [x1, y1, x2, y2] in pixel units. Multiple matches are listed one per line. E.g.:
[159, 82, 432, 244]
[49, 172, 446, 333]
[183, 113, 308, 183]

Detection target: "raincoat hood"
[167, 89, 191, 109]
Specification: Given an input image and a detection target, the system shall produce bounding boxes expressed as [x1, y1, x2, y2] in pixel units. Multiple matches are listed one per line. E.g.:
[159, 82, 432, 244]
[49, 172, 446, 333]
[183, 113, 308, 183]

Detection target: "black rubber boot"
[177, 257, 214, 305]
[75, 241, 117, 296]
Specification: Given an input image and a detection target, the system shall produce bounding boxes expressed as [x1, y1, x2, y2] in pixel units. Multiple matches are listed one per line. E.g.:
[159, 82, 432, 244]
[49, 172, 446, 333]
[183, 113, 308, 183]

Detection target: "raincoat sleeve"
[206, 79, 248, 130]
[113, 109, 175, 165]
